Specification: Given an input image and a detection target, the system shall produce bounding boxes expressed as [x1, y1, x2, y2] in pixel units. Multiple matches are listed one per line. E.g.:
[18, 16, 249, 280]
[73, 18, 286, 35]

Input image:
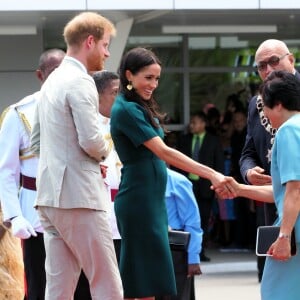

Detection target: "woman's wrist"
[278, 232, 291, 240]
[206, 168, 218, 182]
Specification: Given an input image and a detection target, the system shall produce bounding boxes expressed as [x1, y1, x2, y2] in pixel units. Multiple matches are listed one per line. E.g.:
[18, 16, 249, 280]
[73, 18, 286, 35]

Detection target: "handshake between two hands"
[211, 174, 239, 200]
[11, 215, 37, 239]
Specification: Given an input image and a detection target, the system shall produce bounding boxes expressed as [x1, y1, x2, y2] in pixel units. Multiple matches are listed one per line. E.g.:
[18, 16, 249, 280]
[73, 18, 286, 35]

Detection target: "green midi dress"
[110, 94, 176, 298]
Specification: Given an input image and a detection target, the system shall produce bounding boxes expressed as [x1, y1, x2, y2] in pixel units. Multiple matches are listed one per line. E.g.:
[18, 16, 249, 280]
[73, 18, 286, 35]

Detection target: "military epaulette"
[0, 106, 11, 129]
[0, 94, 35, 129]
[14, 94, 36, 109]
[14, 107, 34, 160]
[15, 108, 31, 137]
[0, 96, 36, 160]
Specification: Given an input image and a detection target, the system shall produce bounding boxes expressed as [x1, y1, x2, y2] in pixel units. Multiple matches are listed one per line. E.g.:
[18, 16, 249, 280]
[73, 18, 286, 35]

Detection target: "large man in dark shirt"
[239, 39, 300, 281]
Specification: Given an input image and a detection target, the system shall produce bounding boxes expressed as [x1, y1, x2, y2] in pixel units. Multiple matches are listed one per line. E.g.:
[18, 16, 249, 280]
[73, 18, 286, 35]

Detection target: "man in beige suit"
[30, 12, 123, 300]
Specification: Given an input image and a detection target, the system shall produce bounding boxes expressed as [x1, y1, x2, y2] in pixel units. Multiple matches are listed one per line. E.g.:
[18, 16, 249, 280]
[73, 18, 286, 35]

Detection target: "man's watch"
[278, 232, 290, 239]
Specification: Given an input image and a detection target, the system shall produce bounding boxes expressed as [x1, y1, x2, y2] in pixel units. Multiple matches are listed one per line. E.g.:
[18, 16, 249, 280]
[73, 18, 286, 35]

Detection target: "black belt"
[21, 174, 36, 191]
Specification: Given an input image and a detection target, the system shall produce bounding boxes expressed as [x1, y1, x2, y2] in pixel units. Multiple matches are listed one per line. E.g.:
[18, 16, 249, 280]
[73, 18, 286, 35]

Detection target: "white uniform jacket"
[0, 92, 42, 231]
[99, 113, 122, 239]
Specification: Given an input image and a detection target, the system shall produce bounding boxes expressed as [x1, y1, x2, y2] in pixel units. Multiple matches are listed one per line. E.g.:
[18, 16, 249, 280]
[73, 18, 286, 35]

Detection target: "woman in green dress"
[110, 47, 228, 300]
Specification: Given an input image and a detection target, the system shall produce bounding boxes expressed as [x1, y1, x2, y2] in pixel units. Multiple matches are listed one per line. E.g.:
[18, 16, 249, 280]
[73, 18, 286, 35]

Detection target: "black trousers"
[113, 239, 121, 265]
[22, 233, 92, 300]
[22, 233, 46, 300]
[74, 273, 91, 300]
[264, 203, 277, 226]
[190, 181, 214, 257]
[156, 250, 195, 300]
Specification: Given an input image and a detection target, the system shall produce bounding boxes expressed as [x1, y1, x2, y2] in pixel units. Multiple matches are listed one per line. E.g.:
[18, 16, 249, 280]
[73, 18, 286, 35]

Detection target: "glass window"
[127, 35, 183, 67]
[156, 72, 184, 124]
[190, 47, 239, 67]
[189, 72, 257, 114]
[189, 36, 256, 68]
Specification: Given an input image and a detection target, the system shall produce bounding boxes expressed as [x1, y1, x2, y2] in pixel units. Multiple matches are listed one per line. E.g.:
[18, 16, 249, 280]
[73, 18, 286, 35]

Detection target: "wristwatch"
[278, 232, 290, 239]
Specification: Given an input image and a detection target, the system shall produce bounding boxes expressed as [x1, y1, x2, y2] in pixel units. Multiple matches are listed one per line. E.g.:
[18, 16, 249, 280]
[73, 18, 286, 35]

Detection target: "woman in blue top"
[110, 47, 228, 300]
[219, 70, 300, 300]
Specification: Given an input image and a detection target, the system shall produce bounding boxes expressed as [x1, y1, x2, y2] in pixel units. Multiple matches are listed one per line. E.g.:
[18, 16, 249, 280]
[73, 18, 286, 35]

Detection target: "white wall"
[174, 0, 259, 9]
[88, 0, 173, 10]
[1, 0, 300, 11]
[0, 73, 39, 111]
[0, 34, 42, 112]
[0, 1, 300, 111]
[0, 0, 85, 10]
[6, 0, 300, 10]
[261, 0, 300, 8]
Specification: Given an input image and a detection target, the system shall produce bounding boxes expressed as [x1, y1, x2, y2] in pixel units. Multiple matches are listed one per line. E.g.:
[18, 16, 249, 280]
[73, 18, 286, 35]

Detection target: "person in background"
[230, 110, 256, 250]
[164, 131, 179, 149]
[110, 47, 228, 300]
[219, 70, 300, 300]
[0, 49, 65, 300]
[239, 39, 300, 282]
[222, 93, 245, 126]
[176, 111, 224, 262]
[205, 106, 221, 136]
[163, 168, 202, 300]
[30, 12, 123, 300]
[217, 118, 235, 248]
[93, 70, 122, 261]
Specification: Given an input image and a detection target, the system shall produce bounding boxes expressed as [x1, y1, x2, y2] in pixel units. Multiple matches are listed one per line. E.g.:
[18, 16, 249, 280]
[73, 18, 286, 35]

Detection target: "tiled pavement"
[194, 247, 261, 300]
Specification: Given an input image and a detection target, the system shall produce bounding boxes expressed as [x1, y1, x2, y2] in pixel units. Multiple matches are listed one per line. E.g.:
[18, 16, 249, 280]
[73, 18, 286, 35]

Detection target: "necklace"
[256, 95, 277, 162]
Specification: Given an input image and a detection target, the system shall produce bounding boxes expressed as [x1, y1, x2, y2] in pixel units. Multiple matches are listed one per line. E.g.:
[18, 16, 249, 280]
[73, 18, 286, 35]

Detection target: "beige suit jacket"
[31, 57, 110, 210]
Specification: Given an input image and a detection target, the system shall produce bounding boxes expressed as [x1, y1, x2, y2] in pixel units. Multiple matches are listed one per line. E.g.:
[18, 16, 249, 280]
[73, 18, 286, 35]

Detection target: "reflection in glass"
[127, 35, 183, 67]
[156, 72, 183, 124]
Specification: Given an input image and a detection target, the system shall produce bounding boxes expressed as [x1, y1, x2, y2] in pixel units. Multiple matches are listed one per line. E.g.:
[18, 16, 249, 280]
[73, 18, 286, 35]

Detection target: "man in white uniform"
[93, 70, 122, 260]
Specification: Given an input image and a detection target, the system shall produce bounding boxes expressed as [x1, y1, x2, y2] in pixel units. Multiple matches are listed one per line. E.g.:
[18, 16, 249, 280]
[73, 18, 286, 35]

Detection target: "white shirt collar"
[64, 56, 87, 73]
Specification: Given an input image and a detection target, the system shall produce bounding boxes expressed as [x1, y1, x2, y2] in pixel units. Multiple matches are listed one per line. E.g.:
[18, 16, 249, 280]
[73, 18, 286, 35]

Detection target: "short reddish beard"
[87, 49, 104, 72]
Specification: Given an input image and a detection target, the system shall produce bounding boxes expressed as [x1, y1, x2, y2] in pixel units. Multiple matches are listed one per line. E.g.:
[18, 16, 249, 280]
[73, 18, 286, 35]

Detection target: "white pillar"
[105, 18, 133, 72]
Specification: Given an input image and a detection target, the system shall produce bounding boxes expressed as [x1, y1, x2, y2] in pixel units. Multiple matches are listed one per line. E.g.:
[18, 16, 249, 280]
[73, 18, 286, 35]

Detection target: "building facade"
[1, 1, 300, 130]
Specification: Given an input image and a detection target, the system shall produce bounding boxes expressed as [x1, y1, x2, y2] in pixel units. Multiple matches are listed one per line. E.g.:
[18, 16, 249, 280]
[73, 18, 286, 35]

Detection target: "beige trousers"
[38, 207, 123, 300]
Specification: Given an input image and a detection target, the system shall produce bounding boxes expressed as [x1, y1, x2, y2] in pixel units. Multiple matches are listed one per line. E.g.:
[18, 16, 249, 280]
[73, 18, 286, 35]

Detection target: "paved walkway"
[194, 248, 261, 300]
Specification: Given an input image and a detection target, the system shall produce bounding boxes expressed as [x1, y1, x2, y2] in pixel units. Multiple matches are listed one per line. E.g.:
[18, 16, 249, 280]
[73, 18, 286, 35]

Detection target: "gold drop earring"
[126, 81, 133, 91]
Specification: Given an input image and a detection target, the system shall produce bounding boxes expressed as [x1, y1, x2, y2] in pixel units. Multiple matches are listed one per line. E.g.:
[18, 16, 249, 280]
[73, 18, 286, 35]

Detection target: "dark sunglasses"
[256, 53, 290, 72]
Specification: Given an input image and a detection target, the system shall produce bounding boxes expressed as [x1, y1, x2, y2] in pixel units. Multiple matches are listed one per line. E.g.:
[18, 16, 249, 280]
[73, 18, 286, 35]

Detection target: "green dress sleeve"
[117, 100, 162, 147]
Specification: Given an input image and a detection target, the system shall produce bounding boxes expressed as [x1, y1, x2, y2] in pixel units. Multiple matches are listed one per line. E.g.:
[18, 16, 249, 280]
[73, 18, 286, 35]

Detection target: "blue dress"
[110, 94, 176, 298]
[261, 114, 300, 300]
[218, 146, 235, 220]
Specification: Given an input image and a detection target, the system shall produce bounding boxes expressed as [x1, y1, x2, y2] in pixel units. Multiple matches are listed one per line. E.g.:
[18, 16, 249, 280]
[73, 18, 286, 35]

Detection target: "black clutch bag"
[168, 230, 191, 251]
[256, 226, 297, 256]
